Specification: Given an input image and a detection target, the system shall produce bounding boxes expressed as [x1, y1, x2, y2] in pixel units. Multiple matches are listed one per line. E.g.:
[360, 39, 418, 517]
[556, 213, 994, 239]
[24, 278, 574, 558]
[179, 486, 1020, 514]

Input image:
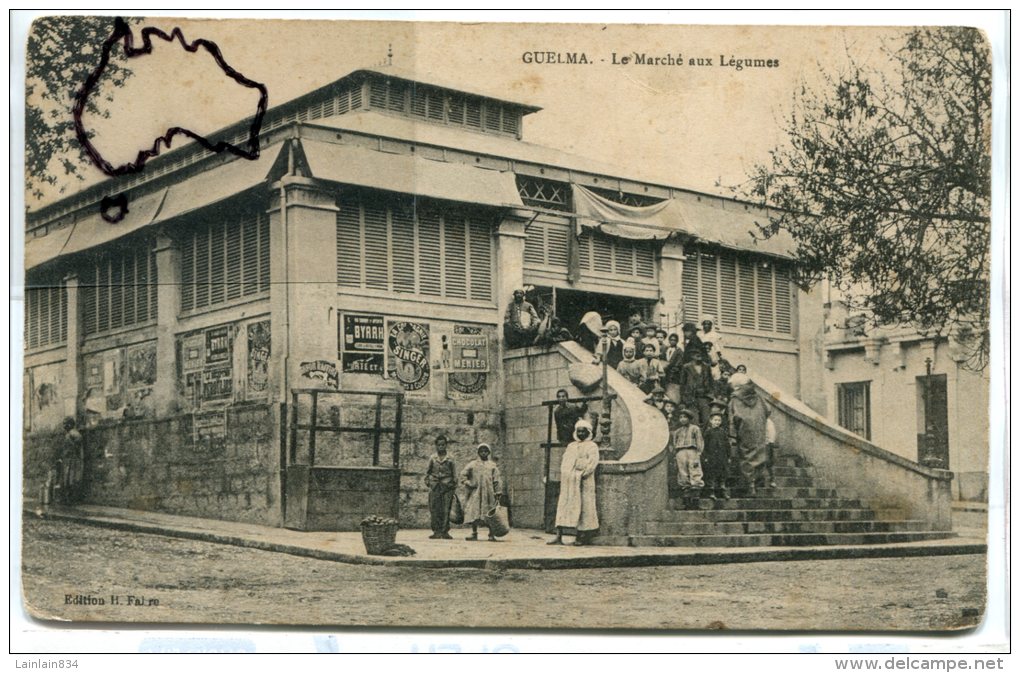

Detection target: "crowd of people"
[582, 312, 778, 505]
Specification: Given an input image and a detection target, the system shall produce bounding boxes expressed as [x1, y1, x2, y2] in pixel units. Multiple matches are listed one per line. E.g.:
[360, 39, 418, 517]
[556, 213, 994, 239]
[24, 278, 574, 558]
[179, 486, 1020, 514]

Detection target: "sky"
[24, 15, 928, 210]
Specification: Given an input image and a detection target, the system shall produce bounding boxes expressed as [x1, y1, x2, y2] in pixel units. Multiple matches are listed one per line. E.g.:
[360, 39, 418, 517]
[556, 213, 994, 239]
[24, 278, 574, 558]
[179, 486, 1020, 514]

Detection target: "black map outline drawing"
[73, 17, 269, 178]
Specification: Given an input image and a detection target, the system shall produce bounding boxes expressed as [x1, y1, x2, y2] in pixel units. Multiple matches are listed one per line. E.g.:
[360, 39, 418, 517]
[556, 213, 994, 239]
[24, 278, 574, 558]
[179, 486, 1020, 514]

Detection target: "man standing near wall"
[424, 435, 456, 540]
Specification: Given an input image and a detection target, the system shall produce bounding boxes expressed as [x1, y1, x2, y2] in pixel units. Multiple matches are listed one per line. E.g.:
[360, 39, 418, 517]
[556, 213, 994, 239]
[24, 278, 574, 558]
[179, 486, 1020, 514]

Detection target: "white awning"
[26, 149, 279, 270]
[152, 153, 275, 225]
[300, 139, 524, 208]
[572, 183, 796, 259]
[26, 188, 166, 270]
[572, 184, 679, 241]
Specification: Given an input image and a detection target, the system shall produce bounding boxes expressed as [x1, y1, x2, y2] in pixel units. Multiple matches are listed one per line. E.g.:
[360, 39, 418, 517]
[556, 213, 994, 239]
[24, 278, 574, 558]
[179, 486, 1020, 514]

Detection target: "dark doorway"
[545, 287, 657, 339]
[916, 374, 949, 469]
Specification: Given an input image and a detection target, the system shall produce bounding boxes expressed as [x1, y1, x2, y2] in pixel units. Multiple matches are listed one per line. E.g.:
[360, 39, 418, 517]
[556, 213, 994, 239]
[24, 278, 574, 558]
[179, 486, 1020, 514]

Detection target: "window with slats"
[523, 220, 570, 268]
[576, 230, 657, 281]
[336, 192, 493, 303]
[180, 209, 270, 312]
[683, 246, 794, 335]
[81, 239, 158, 337]
[25, 277, 67, 349]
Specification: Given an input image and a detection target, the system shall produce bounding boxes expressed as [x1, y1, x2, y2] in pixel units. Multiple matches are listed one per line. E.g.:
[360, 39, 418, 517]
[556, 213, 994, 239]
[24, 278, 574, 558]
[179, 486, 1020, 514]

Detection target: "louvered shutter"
[756, 263, 775, 332]
[181, 232, 195, 311]
[578, 231, 592, 270]
[444, 215, 467, 299]
[592, 234, 613, 274]
[466, 100, 482, 128]
[391, 204, 416, 294]
[258, 212, 270, 293]
[369, 80, 387, 108]
[468, 217, 492, 301]
[775, 265, 792, 333]
[699, 251, 719, 321]
[635, 245, 655, 278]
[82, 267, 97, 336]
[123, 253, 136, 327]
[546, 224, 569, 268]
[719, 255, 738, 329]
[363, 203, 389, 290]
[738, 259, 756, 330]
[418, 211, 442, 296]
[210, 221, 226, 305]
[614, 241, 635, 276]
[681, 250, 700, 323]
[524, 224, 545, 265]
[336, 197, 362, 288]
[226, 216, 241, 300]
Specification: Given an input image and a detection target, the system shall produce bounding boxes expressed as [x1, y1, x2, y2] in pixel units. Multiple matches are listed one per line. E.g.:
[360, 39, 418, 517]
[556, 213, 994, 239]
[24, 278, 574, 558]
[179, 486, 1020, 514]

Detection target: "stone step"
[642, 519, 931, 536]
[668, 495, 859, 510]
[653, 508, 891, 523]
[772, 455, 808, 468]
[771, 466, 818, 478]
[629, 530, 956, 548]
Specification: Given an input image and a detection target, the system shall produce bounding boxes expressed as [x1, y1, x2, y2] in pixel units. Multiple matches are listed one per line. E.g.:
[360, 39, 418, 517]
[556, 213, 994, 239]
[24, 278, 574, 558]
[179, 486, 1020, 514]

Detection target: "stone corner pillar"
[62, 272, 82, 419]
[657, 239, 686, 332]
[153, 234, 180, 416]
[269, 178, 339, 400]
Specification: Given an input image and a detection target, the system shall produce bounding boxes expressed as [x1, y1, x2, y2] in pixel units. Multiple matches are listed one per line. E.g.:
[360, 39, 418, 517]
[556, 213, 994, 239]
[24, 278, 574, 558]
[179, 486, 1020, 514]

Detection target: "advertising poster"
[126, 342, 157, 388]
[386, 320, 430, 392]
[181, 334, 205, 373]
[246, 320, 271, 395]
[340, 313, 385, 374]
[205, 326, 231, 364]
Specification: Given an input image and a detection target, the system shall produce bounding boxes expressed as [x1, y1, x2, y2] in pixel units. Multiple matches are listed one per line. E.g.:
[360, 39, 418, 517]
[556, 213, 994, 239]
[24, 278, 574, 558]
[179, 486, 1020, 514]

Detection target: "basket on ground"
[360, 517, 399, 555]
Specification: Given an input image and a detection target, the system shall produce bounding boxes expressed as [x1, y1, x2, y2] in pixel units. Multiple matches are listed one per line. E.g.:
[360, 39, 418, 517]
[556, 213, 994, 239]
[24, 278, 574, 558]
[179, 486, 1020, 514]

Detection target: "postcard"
[19, 16, 993, 631]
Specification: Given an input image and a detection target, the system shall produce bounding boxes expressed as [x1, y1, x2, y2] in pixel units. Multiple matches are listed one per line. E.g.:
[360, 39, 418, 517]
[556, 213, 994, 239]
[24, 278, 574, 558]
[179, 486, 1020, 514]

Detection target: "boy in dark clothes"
[702, 412, 731, 500]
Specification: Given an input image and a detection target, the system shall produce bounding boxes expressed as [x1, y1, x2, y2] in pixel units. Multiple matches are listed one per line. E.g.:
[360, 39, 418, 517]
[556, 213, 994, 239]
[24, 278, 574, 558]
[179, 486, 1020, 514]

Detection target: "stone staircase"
[631, 452, 957, 548]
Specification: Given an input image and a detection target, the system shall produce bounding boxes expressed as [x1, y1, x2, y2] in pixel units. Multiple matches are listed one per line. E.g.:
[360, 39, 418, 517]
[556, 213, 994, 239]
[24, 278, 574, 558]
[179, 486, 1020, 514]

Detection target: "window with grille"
[25, 275, 67, 349]
[837, 381, 871, 439]
[81, 239, 158, 336]
[682, 246, 793, 335]
[336, 192, 494, 302]
[180, 209, 270, 312]
[589, 186, 665, 208]
[516, 177, 570, 211]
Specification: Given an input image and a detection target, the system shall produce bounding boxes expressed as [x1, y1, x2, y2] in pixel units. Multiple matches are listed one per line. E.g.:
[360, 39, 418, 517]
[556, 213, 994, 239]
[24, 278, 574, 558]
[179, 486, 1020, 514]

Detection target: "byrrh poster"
[15, 12, 1002, 647]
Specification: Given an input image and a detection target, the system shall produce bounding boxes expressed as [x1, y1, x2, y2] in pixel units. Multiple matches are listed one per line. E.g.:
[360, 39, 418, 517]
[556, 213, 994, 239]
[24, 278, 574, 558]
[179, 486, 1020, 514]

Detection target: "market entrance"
[531, 287, 659, 341]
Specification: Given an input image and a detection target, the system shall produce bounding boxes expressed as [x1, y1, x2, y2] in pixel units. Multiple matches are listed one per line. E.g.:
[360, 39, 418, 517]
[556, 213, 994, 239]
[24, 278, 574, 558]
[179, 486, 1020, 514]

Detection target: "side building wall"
[825, 339, 989, 501]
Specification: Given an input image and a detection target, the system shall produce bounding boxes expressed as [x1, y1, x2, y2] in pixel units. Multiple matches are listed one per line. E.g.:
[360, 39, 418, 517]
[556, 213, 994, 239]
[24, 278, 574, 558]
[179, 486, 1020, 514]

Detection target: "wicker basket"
[360, 522, 399, 555]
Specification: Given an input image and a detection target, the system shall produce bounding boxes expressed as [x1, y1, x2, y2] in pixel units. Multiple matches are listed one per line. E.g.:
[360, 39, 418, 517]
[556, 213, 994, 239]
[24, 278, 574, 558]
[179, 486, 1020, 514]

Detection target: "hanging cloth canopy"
[571, 184, 681, 241]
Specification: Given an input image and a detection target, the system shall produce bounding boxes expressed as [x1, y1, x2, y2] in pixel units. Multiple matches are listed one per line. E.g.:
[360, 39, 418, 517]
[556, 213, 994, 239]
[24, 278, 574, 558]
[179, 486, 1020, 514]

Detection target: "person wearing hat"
[460, 443, 503, 541]
[680, 321, 707, 364]
[644, 383, 667, 414]
[424, 435, 456, 539]
[624, 323, 645, 352]
[727, 373, 771, 496]
[503, 288, 540, 349]
[549, 418, 600, 546]
[702, 411, 731, 500]
[671, 407, 705, 503]
[680, 348, 714, 425]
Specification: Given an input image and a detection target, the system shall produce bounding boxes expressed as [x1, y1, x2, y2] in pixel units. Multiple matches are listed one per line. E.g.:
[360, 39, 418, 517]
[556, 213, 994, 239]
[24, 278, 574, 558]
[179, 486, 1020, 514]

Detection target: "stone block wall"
[502, 347, 584, 530]
[35, 403, 283, 526]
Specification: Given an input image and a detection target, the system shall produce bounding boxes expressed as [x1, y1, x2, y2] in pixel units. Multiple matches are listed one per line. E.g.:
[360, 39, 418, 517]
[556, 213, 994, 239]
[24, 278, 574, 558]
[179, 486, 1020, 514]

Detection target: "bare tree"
[743, 27, 991, 369]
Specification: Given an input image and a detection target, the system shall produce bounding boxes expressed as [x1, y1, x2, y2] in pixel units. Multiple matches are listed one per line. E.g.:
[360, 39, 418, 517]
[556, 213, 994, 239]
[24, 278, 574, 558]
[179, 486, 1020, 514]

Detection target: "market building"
[23, 66, 966, 542]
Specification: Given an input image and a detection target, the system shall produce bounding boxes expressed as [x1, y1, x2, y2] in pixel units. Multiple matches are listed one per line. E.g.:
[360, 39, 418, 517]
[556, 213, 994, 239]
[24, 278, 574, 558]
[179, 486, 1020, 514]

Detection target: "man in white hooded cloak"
[548, 418, 600, 546]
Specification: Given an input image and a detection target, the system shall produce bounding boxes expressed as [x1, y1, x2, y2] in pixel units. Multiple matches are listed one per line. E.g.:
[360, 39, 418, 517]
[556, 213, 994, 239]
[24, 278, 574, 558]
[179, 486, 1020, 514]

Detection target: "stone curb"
[30, 509, 987, 571]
